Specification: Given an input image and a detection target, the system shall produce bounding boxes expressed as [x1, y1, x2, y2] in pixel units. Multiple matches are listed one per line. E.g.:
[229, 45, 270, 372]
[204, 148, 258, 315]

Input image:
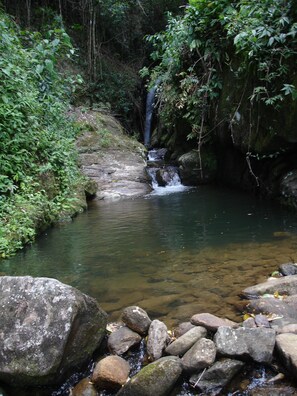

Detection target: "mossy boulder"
[178, 148, 217, 185]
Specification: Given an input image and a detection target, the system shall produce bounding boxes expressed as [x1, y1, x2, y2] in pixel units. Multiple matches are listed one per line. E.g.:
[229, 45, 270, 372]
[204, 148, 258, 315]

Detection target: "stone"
[165, 326, 207, 357]
[92, 355, 130, 390]
[277, 324, 297, 334]
[243, 275, 297, 298]
[247, 295, 297, 329]
[276, 333, 297, 377]
[0, 276, 107, 387]
[181, 338, 216, 373]
[254, 314, 270, 328]
[190, 312, 238, 332]
[147, 320, 169, 361]
[108, 326, 142, 355]
[189, 358, 245, 395]
[173, 322, 196, 338]
[242, 317, 257, 328]
[121, 306, 151, 335]
[214, 327, 275, 363]
[279, 263, 297, 276]
[155, 167, 179, 187]
[71, 378, 97, 396]
[116, 356, 182, 396]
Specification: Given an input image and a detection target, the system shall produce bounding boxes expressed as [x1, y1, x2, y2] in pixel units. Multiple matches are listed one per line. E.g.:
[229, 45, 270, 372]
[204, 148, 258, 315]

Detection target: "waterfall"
[146, 149, 189, 196]
[144, 81, 159, 148]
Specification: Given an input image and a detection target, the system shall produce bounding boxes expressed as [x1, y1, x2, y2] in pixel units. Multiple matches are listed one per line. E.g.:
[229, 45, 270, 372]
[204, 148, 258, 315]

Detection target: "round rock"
[92, 355, 130, 390]
[121, 306, 151, 335]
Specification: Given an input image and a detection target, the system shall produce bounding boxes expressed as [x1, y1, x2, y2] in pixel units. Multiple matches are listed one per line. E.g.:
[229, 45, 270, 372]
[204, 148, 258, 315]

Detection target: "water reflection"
[2, 186, 297, 326]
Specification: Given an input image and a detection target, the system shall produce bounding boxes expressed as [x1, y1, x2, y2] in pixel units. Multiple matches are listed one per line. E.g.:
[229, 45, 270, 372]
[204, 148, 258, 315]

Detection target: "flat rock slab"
[181, 338, 216, 373]
[165, 326, 207, 357]
[189, 358, 245, 395]
[122, 306, 151, 335]
[0, 276, 107, 387]
[214, 327, 275, 363]
[243, 275, 297, 298]
[276, 333, 297, 377]
[147, 320, 169, 361]
[117, 356, 182, 396]
[191, 313, 238, 331]
[108, 327, 142, 355]
[247, 295, 297, 329]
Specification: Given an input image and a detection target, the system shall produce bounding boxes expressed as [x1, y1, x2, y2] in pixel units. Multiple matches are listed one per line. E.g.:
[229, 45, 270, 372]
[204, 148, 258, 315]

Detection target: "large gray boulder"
[0, 276, 107, 387]
[116, 356, 182, 396]
[189, 358, 245, 395]
[214, 327, 275, 363]
[275, 333, 297, 377]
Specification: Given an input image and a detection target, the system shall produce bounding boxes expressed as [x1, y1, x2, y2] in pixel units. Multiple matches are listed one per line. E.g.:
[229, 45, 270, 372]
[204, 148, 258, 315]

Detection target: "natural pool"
[3, 185, 297, 327]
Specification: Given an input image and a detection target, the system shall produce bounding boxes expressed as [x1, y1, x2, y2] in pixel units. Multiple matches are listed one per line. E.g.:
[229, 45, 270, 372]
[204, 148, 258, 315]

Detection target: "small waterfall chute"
[146, 149, 189, 196]
[144, 80, 159, 148]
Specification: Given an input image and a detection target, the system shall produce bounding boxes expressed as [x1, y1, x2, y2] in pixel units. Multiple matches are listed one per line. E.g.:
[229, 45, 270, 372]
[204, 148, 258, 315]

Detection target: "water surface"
[3, 186, 297, 327]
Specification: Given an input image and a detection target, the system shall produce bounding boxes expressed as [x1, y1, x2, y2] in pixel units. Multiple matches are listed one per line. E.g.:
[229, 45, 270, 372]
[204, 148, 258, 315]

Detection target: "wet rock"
[181, 338, 216, 373]
[121, 306, 151, 335]
[117, 356, 182, 396]
[108, 326, 142, 355]
[276, 333, 297, 377]
[178, 149, 217, 186]
[173, 322, 196, 338]
[214, 327, 275, 363]
[190, 312, 238, 332]
[147, 320, 169, 361]
[189, 358, 245, 395]
[155, 167, 179, 187]
[247, 295, 297, 328]
[92, 355, 130, 390]
[165, 326, 207, 357]
[71, 378, 97, 396]
[277, 324, 297, 334]
[249, 386, 297, 396]
[0, 276, 107, 387]
[279, 263, 297, 276]
[242, 317, 257, 328]
[243, 275, 297, 298]
[255, 314, 271, 328]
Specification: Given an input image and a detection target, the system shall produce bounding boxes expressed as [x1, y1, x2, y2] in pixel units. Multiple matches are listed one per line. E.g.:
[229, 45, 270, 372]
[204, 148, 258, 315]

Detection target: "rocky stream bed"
[2, 263, 297, 395]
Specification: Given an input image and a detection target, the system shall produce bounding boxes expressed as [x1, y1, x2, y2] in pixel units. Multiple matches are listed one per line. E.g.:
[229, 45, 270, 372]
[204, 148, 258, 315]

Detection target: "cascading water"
[146, 148, 189, 195]
[144, 81, 159, 147]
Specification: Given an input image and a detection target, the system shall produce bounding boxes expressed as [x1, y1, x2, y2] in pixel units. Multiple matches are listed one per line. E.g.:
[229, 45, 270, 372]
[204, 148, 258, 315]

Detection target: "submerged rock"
[181, 338, 216, 373]
[117, 356, 182, 396]
[121, 306, 151, 335]
[92, 355, 130, 390]
[191, 312, 238, 331]
[214, 327, 275, 363]
[243, 275, 297, 298]
[0, 276, 107, 387]
[165, 326, 207, 357]
[108, 326, 142, 355]
[147, 320, 169, 361]
[189, 358, 245, 395]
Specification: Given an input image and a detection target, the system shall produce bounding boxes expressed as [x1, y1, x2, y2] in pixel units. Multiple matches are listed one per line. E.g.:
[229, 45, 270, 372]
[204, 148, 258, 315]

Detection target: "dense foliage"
[144, 0, 297, 140]
[0, 11, 84, 257]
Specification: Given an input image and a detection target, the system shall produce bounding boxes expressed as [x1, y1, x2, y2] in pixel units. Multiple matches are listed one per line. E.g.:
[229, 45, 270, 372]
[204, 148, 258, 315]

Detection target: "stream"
[2, 185, 297, 328]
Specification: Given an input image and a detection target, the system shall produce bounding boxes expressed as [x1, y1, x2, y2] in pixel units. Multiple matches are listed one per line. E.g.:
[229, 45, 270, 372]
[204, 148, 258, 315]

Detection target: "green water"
[2, 186, 297, 326]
